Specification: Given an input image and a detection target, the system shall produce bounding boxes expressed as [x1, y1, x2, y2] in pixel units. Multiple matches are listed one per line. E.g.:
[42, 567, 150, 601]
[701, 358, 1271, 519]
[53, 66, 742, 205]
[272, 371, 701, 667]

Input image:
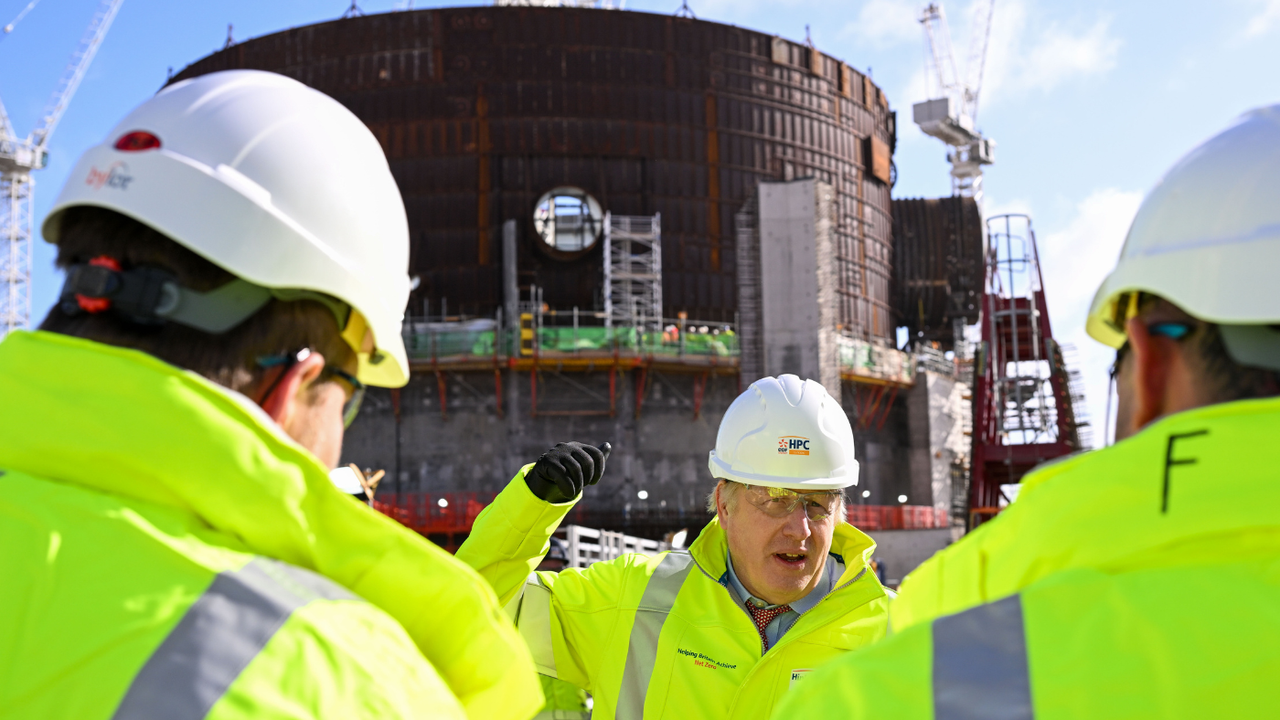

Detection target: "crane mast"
[913, 1, 995, 204]
[0, 0, 123, 338]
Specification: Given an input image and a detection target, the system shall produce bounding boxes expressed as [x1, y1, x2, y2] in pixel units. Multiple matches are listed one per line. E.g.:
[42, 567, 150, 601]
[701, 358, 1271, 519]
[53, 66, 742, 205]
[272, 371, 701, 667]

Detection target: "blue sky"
[3, 0, 1279, 444]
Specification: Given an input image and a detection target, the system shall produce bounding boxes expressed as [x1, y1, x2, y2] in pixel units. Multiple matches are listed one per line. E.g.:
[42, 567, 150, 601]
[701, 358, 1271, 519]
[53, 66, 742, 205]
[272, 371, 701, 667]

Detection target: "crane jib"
[0, 0, 124, 341]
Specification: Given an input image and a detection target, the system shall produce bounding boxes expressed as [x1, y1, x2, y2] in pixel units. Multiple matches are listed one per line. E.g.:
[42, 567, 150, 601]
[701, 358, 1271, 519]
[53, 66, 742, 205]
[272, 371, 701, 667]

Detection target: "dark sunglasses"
[256, 348, 366, 428]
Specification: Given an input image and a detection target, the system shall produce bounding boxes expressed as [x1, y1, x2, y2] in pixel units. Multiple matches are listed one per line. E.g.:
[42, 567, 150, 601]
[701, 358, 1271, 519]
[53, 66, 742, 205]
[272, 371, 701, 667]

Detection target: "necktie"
[745, 602, 792, 651]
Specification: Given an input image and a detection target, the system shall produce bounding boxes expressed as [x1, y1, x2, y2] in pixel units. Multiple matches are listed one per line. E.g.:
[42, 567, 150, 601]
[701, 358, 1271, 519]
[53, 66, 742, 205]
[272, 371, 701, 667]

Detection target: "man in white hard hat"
[456, 374, 891, 720]
[773, 106, 1280, 719]
[0, 71, 545, 720]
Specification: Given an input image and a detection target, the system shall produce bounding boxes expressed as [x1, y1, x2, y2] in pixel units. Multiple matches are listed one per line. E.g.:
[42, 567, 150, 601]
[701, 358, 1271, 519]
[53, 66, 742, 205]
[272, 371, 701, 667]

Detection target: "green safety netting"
[403, 326, 913, 384]
[404, 326, 739, 359]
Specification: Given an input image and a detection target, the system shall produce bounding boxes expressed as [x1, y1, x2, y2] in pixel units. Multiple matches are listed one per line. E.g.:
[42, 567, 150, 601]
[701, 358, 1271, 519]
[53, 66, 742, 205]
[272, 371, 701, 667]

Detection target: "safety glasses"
[740, 484, 843, 522]
[256, 348, 366, 428]
[321, 365, 366, 429]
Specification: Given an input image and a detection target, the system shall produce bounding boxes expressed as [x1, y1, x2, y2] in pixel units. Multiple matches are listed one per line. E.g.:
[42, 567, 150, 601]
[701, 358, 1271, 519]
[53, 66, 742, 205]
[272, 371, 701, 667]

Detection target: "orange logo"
[778, 436, 811, 456]
[86, 162, 133, 190]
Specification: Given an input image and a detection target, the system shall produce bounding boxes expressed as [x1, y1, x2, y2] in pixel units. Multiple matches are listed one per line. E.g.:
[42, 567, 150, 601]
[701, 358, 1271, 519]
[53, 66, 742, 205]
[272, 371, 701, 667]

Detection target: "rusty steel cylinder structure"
[173, 6, 897, 337]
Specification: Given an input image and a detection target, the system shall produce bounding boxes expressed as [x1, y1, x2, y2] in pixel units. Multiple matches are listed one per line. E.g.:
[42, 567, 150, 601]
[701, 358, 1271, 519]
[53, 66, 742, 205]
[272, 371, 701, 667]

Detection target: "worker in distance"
[457, 373, 892, 720]
[0, 70, 551, 720]
[774, 106, 1280, 718]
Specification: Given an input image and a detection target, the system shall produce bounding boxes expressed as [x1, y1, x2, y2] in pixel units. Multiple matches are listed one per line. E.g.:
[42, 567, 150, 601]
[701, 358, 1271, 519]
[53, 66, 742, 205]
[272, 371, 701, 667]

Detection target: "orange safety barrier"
[845, 504, 950, 531]
[373, 491, 497, 535]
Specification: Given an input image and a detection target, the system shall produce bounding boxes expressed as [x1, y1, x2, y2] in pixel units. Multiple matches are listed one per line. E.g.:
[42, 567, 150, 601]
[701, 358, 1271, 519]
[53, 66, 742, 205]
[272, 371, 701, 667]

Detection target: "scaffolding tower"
[602, 211, 662, 331]
[969, 214, 1083, 527]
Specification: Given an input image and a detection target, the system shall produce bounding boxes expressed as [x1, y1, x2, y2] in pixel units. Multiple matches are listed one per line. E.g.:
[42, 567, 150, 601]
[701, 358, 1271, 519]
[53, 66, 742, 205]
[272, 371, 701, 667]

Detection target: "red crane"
[969, 214, 1084, 526]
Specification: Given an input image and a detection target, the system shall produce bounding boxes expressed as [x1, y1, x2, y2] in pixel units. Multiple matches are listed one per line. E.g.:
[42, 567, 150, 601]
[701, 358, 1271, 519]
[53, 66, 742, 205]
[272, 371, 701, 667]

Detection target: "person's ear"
[1125, 317, 1172, 430]
[715, 481, 730, 528]
[258, 352, 327, 425]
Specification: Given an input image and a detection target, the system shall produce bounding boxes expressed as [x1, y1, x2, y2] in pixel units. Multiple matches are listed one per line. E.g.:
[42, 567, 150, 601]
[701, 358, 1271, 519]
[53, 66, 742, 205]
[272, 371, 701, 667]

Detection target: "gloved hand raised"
[526, 442, 612, 503]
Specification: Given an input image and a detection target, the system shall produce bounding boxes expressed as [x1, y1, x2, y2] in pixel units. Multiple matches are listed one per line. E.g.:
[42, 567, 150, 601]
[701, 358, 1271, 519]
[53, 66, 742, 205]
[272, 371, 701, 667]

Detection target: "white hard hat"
[708, 374, 859, 490]
[1087, 105, 1280, 370]
[42, 70, 411, 387]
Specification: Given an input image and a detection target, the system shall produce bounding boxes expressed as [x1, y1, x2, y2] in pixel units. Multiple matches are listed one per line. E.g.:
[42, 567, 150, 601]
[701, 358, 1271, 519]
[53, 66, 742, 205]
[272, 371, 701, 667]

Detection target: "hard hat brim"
[1087, 234, 1280, 350]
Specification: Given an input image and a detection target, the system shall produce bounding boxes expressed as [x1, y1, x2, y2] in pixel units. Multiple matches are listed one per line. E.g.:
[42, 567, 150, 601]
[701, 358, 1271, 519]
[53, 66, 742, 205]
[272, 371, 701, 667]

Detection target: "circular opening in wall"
[534, 187, 603, 256]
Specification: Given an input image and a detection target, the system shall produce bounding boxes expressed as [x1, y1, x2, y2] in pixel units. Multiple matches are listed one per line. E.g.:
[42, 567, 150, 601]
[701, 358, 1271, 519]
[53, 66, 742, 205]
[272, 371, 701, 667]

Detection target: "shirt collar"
[722, 549, 843, 613]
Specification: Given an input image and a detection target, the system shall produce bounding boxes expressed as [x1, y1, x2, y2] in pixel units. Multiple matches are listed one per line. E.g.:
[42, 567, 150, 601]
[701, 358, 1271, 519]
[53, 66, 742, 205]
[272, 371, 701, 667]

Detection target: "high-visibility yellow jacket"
[456, 471, 891, 720]
[0, 331, 542, 720]
[772, 397, 1280, 719]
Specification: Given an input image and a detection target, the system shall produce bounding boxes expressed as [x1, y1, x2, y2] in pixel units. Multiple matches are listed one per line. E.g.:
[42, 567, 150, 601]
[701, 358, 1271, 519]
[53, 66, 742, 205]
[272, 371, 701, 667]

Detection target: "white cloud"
[834, 0, 1122, 118]
[982, 193, 1034, 218]
[840, 0, 922, 48]
[1036, 188, 1143, 447]
[1018, 19, 1120, 91]
[891, 67, 930, 146]
[980, 0, 1121, 110]
[1245, 0, 1280, 36]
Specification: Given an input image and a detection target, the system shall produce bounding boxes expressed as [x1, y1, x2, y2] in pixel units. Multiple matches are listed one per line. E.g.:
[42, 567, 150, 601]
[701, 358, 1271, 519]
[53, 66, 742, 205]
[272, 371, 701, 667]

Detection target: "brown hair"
[1191, 324, 1280, 402]
[40, 207, 355, 395]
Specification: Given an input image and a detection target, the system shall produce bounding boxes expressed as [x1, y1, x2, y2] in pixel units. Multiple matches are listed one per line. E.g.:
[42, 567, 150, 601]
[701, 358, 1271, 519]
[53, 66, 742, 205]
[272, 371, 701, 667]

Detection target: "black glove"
[526, 442, 612, 503]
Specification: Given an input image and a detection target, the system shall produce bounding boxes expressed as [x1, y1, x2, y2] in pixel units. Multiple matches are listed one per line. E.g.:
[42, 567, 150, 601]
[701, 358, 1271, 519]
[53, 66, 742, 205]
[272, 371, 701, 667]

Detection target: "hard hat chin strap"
[58, 259, 351, 336]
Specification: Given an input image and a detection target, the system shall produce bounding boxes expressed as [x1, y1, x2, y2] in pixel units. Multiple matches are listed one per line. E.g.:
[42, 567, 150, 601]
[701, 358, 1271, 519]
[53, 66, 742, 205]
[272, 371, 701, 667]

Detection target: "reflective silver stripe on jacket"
[512, 572, 559, 676]
[111, 556, 358, 720]
[932, 594, 1033, 720]
[617, 551, 695, 720]
[532, 711, 591, 720]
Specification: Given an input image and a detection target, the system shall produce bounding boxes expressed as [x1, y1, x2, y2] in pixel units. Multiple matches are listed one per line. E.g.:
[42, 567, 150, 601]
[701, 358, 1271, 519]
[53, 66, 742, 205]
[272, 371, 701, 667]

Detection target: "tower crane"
[915, 1, 1088, 527]
[913, 0, 996, 203]
[1, 0, 124, 338]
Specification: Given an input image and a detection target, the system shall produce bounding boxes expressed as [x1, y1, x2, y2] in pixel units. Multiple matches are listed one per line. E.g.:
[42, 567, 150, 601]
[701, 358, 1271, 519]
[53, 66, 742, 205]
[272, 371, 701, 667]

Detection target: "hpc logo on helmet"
[778, 436, 811, 456]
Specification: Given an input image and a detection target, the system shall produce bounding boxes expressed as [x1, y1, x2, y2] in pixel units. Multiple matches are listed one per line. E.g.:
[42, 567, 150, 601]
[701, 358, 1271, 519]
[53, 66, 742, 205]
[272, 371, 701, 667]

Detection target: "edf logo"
[778, 436, 812, 456]
[86, 162, 133, 191]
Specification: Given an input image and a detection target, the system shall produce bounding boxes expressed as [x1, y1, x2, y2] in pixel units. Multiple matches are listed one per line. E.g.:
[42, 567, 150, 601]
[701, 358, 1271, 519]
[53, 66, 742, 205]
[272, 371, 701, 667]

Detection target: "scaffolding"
[602, 212, 662, 332]
[563, 525, 670, 569]
[1057, 342, 1093, 450]
[734, 196, 763, 382]
[0, 172, 32, 337]
[969, 214, 1082, 526]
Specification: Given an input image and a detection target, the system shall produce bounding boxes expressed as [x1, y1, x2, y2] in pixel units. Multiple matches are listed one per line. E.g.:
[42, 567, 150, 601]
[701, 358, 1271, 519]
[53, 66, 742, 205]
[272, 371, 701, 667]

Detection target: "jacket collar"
[1004, 394, 1280, 570]
[0, 330, 352, 560]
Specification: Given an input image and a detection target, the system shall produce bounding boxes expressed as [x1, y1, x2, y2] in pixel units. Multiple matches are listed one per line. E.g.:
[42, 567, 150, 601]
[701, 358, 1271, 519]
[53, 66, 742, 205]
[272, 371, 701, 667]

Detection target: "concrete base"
[862, 527, 956, 586]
